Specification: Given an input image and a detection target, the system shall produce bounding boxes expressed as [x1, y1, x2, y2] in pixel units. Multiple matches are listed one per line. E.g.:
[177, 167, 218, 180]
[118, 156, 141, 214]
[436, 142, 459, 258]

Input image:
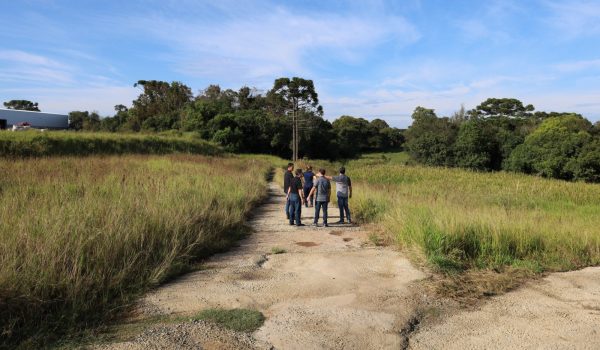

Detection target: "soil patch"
[295, 241, 319, 247]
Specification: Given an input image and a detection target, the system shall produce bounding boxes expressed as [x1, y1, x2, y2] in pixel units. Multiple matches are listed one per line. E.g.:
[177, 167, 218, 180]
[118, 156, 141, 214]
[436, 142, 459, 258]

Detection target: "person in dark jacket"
[283, 163, 294, 220]
[287, 168, 306, 226]
[303, 166, 315, 208]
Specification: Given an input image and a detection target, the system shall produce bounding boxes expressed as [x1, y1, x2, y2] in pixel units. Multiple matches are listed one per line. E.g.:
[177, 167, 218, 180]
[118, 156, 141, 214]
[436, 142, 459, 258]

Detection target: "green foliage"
[454, 120, 496, 170]
[506, 115, 593, 180]
[192, 308, 265, 332]
[3, 99, 40, 111]
[56, 77, 404, 160]
[128, 80, 193, 131]
[271, 247, 287, 254]
[0, 131, 222, 157]
[571, 138, 600, 183]
[469, 98, 534, 119]
[69, 111, 101, 131]
[405, 107, 457, 166]
[406, 98, 600, 183]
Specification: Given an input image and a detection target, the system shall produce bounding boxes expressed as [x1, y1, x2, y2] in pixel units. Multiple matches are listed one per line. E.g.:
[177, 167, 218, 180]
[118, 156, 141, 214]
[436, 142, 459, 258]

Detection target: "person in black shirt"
[286, 169, 305, 226]
[283, 163, 294, 220]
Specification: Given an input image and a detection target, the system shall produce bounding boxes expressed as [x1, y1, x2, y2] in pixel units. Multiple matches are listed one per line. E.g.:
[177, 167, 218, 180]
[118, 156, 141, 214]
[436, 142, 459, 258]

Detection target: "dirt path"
[92, 180, 600, 349]
[410, 267, 600, 349]
[94, 181, 427, 349]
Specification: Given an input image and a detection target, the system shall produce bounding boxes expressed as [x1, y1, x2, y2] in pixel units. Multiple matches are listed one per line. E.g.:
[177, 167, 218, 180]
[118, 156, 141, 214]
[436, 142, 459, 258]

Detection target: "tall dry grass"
[0, 155, 271, 347]
[289, 153, 600, 273]
[348, 153, 600, 273]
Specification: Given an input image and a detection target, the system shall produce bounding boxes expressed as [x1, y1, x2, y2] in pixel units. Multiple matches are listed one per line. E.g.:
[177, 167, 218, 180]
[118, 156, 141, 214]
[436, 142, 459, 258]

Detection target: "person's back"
[283, 163, 294, 220]
[332, 167, 352, 224]
[303, 168, 315, 207]
[332, 174, 351, 198]
[303, 170, 314, 187]
[311, 169, 331, 227]
[314, 176, 330, 202]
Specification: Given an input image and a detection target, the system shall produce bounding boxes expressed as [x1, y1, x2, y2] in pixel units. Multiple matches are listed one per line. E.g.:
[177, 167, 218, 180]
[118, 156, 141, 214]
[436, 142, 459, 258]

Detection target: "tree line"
[66, 78, 404, 160]
[5, 82, 600, 182]
[405, 98, 600, 182]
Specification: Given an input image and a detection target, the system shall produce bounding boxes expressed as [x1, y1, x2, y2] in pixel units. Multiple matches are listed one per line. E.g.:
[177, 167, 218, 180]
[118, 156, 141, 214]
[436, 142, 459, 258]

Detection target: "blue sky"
[1, 0, 600, 127]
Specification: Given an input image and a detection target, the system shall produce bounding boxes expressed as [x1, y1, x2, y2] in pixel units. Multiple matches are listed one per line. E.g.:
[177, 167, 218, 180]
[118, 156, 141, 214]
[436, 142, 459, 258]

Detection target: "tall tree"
[3, 100, 40, 111]
[469, 98, 534, 119]
[404, 107, 458, 166]
[128, 80, 192, 131]
[267, 77, 323, 161]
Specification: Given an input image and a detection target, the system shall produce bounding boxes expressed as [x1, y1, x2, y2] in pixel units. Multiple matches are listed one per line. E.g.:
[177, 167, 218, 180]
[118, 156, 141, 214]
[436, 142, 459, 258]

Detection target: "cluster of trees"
[405, 98, 600, 182]
[3, 100, 40, 111]
[67, 78, 403, 159]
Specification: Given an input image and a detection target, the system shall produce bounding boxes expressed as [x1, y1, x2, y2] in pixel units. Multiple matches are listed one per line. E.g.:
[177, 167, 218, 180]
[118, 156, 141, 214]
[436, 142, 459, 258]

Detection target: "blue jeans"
[288, 193, 302, 225]
[303, 186, 313, 207]
[337, 195, 351, 223]
[314, 201, 328, 224]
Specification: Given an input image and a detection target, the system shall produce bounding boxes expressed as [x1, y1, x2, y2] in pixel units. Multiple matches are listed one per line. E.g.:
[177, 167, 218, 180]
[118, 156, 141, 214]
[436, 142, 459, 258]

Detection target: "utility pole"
[292, 109, 297, 161]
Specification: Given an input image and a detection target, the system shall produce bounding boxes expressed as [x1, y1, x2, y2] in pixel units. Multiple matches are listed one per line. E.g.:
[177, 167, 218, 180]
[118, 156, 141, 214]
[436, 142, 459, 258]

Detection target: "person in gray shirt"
[307, 168, 331, 227]
[325, 167, 352, 224]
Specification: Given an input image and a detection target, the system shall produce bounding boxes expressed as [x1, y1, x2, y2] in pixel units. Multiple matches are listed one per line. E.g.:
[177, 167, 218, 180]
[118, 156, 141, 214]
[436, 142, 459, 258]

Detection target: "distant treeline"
[67, 78, 404, 159]
[405, 98, 600, 183]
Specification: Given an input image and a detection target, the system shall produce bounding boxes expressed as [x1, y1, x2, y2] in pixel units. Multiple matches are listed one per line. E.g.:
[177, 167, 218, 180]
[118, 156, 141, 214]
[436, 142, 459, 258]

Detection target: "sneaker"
[312, 223, 319, 227]
[296, 223, 305, 227]
[334, 220, 344, 224]
[324, 223, 329, 227]
[289, 222, 294, 226]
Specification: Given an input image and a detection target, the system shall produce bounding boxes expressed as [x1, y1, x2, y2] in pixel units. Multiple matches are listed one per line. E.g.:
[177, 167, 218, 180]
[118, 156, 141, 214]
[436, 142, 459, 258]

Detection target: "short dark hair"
[339, 167, 346, 174]
[307, 165, 312, 171]
[319, 168, 326, 175]
[287, 163, 294, 169]
[295, 169, 303, 176]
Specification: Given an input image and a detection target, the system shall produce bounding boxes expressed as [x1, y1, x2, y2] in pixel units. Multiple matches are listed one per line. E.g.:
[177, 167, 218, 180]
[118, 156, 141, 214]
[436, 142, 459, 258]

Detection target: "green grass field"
[294, 153, 600, 273]
[0, 130, 222, 157]
[0, 154, 273, 347]
[348, 153, 600, 273]
[3, 148, 599, 346]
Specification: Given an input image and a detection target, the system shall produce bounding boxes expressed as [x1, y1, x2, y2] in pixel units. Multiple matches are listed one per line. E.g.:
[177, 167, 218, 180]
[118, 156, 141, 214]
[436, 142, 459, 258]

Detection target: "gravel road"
[92, 181, 427, 349]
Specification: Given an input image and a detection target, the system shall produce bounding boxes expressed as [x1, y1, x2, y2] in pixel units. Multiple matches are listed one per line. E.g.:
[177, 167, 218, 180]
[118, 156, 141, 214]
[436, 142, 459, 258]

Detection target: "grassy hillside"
[0, 130, 222, 157]
[0, 155, 272, 347]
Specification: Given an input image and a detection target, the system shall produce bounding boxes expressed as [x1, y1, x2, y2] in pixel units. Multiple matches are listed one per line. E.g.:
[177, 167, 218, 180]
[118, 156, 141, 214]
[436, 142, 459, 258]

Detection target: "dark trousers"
[288, 193, 302, 225]
[314, 201, 328, 224]
[303, 186, 313, 207]
[284, 191, 290, 219]
[337, 195, 351, 223]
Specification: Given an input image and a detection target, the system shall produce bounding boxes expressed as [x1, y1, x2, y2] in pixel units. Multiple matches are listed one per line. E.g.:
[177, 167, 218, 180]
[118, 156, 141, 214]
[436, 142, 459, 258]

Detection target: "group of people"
[283, 163, 352, 227]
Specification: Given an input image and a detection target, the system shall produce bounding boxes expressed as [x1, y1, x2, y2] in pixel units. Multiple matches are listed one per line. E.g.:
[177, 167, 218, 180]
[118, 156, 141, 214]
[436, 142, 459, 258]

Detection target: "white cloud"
[543, 0, 600, 38]
[127, 7, 420, 83]
[0, 49, 66, 68]
[0, 49, 76, 86]
[554, 59, 600, 72]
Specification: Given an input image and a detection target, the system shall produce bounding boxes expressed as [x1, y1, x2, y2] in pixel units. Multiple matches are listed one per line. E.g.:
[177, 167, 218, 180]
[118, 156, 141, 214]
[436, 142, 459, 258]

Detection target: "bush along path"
[92, 180, 428, 349]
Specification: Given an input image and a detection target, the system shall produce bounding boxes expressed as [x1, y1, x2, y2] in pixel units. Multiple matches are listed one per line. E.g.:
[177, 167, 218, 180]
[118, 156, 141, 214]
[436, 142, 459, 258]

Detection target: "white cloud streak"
[127, 7, 420, 84]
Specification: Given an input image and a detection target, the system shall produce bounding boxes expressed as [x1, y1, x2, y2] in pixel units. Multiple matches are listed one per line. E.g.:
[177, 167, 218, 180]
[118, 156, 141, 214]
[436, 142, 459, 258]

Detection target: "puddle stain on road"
[295, 242, 319, 247]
